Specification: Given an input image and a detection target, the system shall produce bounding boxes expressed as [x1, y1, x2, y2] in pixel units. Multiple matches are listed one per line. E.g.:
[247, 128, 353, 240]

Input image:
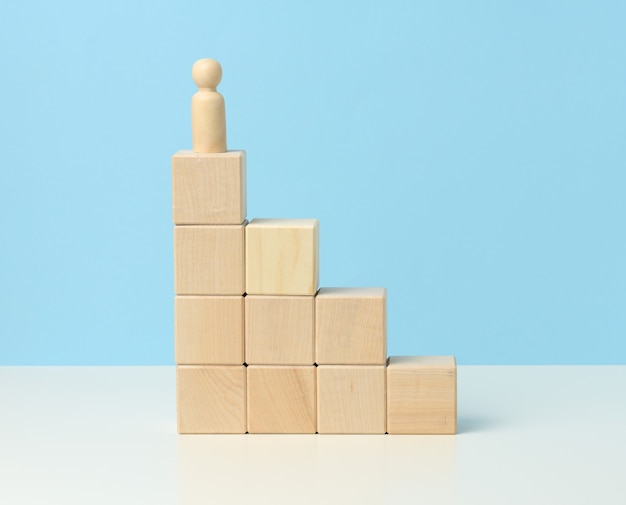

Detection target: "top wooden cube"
[245, 219, 319, 295]
[172, 150, 246, 224]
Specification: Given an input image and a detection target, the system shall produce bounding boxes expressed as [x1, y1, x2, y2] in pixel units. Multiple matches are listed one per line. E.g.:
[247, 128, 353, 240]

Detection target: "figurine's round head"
[192, 58, 222, 89]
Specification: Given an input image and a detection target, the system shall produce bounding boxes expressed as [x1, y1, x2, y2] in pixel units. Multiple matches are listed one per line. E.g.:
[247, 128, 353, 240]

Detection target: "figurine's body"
[191, 59, 226, 153]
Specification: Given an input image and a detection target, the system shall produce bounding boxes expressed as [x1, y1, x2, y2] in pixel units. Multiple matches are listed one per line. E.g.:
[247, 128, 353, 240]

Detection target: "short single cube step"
[386, 356, 457, 434]
[245, 218, 319, 296]
[316, 287, 387, 365]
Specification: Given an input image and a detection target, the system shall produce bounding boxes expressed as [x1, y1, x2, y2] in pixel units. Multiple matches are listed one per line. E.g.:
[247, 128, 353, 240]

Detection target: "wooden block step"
[172, 150, 246, 225]
[245, 218, 319, 296]
[386, 356, 457, 434]
[316, 288, 387, 365]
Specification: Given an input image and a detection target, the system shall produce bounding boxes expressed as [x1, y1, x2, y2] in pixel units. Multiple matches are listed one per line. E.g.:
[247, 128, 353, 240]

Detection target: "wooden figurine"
[191, 58, 227, 153]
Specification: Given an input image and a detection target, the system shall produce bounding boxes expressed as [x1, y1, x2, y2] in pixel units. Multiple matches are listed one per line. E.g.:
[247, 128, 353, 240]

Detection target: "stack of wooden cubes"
[173, 60, 457, 435]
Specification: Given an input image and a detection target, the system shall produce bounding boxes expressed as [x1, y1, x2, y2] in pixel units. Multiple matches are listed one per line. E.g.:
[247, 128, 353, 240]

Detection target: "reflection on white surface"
[0, 366, 625, 504]
[176, 434, 457, 503]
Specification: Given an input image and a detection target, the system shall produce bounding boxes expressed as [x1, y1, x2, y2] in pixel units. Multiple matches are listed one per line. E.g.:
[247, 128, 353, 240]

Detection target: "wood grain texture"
[247, 366, 316, 433]
[174, 224, 245, 295]
[172, 150, 246, 225]
[245, 295, 314, 365]
[176, 365, 246, 434]
[317, 365, 386, 434]
[316, 288, 387, 365]
[175, 296, 244, 365]
[387, 356, 457, 435]
[245, 219, 319, 295]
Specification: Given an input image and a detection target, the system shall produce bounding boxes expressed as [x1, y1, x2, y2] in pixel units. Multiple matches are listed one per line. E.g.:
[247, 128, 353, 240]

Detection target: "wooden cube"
[245, 295, 314, 365]
[176, 365, 246, 434]
[317, 365, 386, 434]
[174, 224, 245, 295]
[175, 296, 244, 365]
[316, 288, 387, 364]
[172, 150, 246, 225]
[247, 366, 316, 433]
[387, 356, 457, 434]
[245, 219, 319, 295]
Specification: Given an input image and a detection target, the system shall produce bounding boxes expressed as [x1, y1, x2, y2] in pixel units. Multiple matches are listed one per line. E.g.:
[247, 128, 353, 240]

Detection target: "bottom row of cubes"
[177, 356, 457, 434]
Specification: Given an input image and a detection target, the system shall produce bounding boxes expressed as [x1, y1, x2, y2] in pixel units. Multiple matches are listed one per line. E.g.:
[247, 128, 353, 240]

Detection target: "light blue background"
[1, 1, 624, 365]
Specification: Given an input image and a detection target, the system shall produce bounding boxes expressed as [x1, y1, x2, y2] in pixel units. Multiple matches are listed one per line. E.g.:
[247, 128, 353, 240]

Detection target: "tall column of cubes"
[173, 150, 248, 434]
[245, 219, 319, 433]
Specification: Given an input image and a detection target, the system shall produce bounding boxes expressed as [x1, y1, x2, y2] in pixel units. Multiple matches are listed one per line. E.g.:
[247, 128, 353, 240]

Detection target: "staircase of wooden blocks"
[173, 59, 457, 434]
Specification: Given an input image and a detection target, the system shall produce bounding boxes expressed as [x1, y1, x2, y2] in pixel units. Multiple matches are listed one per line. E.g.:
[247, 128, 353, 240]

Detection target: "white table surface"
[1, 366, 624, 504]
